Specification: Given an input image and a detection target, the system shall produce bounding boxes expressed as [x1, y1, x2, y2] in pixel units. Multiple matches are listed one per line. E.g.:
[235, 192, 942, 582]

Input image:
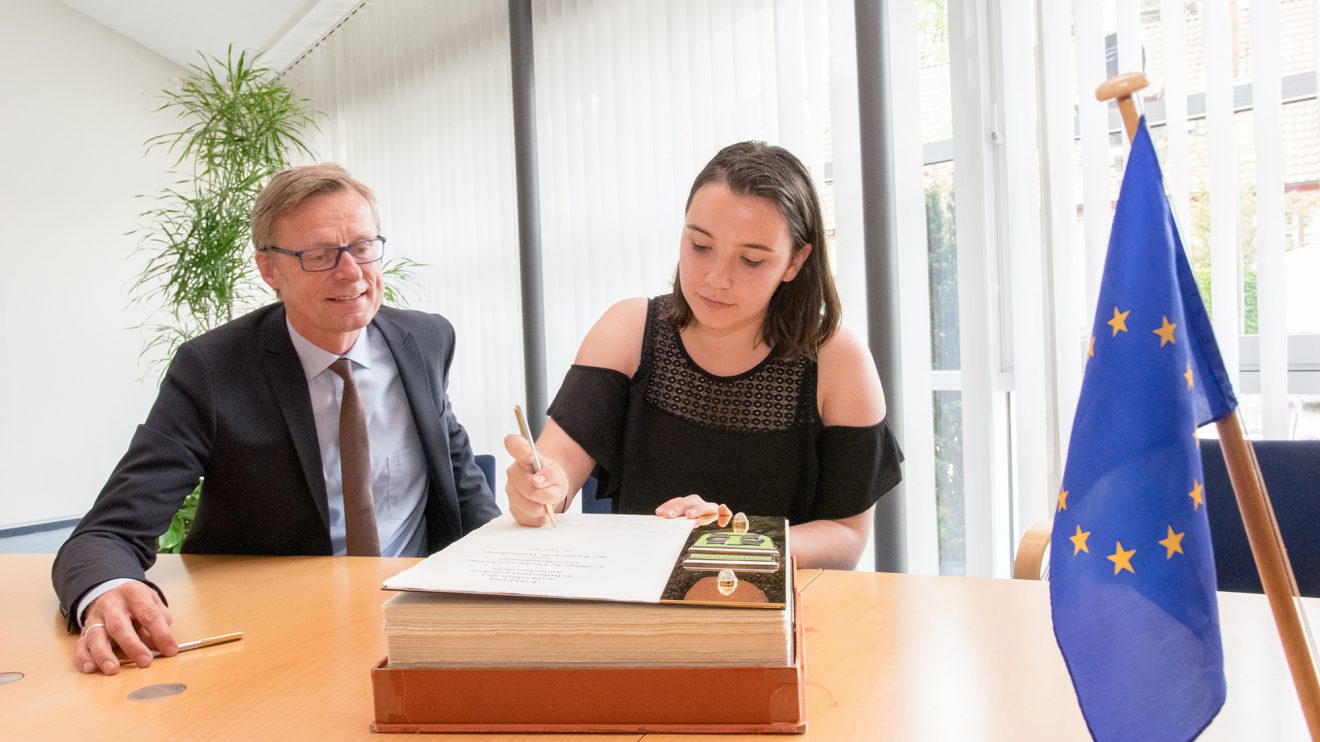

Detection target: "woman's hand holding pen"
[504, 434, 569, 527]
[503, 422, 732, 528]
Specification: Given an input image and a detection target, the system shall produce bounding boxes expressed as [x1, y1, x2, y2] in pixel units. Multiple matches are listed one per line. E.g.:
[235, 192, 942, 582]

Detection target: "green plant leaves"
[134, 47, 318, 552]
[132, 46, 320, 382]
[156, 483, 200, 554]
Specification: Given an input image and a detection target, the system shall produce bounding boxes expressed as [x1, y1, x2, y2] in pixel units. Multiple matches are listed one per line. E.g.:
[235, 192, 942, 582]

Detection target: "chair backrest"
[1199, 439, 1320, 597]
[474, 454, 497, 495]
[578, 475, 611, 514]
[1012, 519, 1053, 580]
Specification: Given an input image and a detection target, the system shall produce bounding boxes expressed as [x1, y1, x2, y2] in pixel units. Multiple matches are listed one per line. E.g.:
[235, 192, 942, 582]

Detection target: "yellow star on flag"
[1089, 335, 1096, 359]
[1057, 489, 1069, 511]
[1070, 524, 1091, 555]
[1184, 361, 1194, 389]
[1108, 542, 1136, 575]
[1159, 526, 1185, 559]
[1154, 315, 1177, 347]
[1188, 480, 1204, 510]
[1107, 307, 1130, 337]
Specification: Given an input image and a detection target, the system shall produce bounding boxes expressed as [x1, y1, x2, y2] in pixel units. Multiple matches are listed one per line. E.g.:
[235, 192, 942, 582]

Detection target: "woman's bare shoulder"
[816, 326, 887, 426]
[574, 297, 650, 376]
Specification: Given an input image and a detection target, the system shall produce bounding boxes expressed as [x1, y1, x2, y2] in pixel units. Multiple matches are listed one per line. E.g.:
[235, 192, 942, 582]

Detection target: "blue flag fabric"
[1050, 118, 1237, 741]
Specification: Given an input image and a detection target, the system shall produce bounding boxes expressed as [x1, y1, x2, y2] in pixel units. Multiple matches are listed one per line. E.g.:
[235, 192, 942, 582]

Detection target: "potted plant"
[132, 47, 415, 552]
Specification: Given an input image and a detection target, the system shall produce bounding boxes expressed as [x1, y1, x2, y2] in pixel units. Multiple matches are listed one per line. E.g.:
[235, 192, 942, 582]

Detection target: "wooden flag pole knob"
[1096, 72, 1149, 143]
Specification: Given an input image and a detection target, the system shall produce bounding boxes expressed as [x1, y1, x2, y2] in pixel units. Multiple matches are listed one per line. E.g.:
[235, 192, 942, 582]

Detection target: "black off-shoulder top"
[548, 295, 903, 524]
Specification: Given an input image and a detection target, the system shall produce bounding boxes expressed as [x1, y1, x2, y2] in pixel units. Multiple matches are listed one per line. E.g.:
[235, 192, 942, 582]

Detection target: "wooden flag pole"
[1095, 72, 1146, 143]
[1097, 72, 1320, 740]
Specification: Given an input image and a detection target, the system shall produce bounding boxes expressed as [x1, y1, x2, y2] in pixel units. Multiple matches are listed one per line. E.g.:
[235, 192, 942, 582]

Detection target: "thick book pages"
[380, 513, 793, 669]
[369, 594, 806, 734]
[382, 590, 792, 667]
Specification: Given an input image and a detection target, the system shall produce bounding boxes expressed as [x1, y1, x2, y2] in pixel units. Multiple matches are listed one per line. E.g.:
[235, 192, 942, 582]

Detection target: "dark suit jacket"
[52, 303, 500, 628]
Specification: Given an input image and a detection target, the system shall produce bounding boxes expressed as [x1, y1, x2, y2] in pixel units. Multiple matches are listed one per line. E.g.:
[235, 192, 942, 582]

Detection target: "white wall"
[0, 0, 183, 528]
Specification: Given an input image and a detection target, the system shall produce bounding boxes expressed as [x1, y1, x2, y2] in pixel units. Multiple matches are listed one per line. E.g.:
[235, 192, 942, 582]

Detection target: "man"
[52, 163, 500, 674]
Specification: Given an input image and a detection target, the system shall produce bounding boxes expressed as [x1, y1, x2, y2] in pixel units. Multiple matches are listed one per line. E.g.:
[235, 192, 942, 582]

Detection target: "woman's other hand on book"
[656, 494, 733, 527]
[504, 434, 568, 526]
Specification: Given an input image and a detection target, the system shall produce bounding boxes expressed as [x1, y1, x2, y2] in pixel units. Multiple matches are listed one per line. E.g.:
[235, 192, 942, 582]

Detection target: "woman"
[505, 141, 902, 569]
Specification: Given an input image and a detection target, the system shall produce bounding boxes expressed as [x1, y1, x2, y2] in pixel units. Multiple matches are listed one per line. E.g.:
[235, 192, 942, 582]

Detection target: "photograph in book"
[661, 516, 789, 607]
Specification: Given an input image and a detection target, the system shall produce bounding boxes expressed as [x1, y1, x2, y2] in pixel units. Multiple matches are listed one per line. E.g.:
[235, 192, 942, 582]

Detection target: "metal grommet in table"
[127, 682, 187, 701]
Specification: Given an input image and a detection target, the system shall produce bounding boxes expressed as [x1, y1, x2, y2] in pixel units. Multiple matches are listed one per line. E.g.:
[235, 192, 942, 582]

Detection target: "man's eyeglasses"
[264, 236, 387, 272]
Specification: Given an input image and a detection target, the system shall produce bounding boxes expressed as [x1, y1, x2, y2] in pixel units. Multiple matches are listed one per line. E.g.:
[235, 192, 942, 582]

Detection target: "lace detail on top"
[643, 295, 817, 433]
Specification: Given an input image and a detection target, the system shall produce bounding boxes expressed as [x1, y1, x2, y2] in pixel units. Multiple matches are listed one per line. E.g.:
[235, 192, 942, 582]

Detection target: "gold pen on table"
[119, 631, 244, 666]
[514, 404, 557, 527]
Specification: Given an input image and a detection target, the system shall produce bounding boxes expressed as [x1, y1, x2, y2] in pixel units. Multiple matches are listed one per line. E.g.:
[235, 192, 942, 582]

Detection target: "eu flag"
[1050, 118, 1237, 741]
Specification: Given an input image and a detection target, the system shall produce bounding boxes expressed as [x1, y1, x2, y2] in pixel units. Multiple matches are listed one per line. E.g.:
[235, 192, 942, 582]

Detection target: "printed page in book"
[382, 513, 791, 609]
[381, 513, 694, 603]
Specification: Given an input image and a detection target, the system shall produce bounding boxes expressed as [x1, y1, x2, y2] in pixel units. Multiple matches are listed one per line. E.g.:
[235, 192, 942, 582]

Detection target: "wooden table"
[2, 554, 1308, 740]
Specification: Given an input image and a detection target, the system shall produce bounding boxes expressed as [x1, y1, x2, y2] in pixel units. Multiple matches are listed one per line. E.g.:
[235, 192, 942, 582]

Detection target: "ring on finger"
[82, 622, 106, 635]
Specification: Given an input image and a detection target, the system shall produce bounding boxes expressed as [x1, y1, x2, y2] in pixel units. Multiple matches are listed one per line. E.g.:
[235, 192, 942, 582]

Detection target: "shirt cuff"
[76, 578, 138, 628]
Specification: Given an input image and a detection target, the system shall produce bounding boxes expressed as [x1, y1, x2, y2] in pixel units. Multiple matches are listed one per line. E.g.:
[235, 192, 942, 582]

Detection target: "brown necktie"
[329, 358, 380, 556]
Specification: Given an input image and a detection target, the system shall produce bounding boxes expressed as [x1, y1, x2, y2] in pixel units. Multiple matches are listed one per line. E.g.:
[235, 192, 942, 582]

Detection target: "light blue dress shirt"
[285, 320, 429, 558]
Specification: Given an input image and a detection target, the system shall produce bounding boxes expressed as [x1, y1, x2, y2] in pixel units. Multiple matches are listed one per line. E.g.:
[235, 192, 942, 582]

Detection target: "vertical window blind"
[285, 0, 524, 499]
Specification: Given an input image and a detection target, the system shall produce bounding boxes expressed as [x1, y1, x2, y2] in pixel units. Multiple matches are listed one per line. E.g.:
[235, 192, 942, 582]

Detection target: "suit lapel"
[375, 310, 462, 540]
[374, 310, 446, 430]
[259, 307, 331, 529]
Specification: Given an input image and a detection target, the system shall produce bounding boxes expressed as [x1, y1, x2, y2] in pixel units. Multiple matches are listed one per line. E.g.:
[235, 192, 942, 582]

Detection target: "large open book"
[380, 513, 792, 668]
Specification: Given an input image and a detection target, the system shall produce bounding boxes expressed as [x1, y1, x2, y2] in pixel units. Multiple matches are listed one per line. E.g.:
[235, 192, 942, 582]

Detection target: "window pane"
[1225, 99, 1320, 336]
[917, 0, 952, 145]
[1291, 395, 1320, 438]
[926, 161, 959, 370]
[934, 389, 965, 575]
[1180, 115, 1218, 328]
[1181, 107, 1259, 335]
[1281, 98, 1320, 335]
[1204, 393, 1320, 439]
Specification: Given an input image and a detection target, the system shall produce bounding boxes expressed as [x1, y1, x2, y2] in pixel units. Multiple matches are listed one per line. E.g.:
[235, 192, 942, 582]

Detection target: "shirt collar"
[285, 319, 374, 381]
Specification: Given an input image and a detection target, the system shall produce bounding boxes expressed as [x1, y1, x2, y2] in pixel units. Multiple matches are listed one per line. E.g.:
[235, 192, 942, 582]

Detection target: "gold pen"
[514, 404, 557, 527]
[119, 631, 244, 666]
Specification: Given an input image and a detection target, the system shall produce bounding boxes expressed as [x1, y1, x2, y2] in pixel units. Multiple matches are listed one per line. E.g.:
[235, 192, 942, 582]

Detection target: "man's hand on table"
[75, 581, 178, 675]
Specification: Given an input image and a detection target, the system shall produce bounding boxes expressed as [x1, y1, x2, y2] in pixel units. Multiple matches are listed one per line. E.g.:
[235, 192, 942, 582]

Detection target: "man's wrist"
[75, 578, 139, 628]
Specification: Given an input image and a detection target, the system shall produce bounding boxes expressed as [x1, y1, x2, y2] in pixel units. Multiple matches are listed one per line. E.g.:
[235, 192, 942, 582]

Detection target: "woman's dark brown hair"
[665, 141, 841, 359]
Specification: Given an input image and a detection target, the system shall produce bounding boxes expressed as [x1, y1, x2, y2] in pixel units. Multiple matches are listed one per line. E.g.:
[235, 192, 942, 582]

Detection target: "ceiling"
[58, 0, 363, 72]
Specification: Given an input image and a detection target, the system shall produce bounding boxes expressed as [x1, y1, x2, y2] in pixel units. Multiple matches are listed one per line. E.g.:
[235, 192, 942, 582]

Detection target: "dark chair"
[474, 454, 497, 494]
[578, 475, 611, 514]
[1199, 439, 1320, 597]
